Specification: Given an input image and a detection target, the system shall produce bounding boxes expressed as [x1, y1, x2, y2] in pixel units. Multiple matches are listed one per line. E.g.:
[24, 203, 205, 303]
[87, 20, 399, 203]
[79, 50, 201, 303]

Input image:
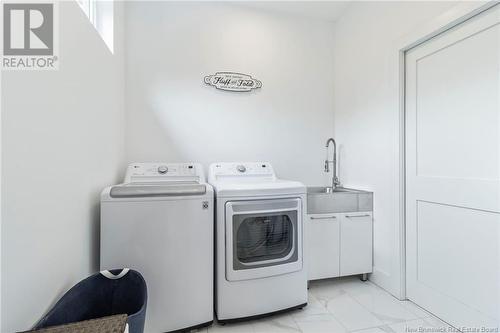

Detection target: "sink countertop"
[306, 186, 373, 214]
[307, 186, 372, 195]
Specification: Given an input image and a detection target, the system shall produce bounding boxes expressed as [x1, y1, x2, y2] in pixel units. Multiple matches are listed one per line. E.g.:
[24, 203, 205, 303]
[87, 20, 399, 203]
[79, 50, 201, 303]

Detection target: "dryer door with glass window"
[225, 198, 303, 281]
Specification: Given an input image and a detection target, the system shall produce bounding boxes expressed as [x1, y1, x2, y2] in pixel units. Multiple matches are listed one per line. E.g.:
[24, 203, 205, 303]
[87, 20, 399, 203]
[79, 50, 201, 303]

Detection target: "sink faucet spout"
[325, 138, 340, 189]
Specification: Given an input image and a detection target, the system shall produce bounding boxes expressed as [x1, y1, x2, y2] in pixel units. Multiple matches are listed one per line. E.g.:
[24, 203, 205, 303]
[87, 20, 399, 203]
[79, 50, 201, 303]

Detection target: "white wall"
[1, 2, 125, 331]
[332, 1, 458, 297]
[125, 2, 335, 185]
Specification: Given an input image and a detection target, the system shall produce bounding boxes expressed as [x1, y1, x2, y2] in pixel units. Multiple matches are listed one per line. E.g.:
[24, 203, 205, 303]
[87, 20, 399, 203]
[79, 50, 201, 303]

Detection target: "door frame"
[395, 1, 498, 300]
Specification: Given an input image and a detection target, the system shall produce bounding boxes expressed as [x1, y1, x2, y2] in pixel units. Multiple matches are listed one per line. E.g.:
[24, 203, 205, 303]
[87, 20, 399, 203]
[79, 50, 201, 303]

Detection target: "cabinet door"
[340, 212, 373, 276]
[306, 214, 340, 280]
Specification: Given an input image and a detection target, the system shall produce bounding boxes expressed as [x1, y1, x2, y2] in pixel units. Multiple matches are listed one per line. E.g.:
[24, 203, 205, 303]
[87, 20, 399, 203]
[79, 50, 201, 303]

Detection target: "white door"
[406, 4, 500, 329]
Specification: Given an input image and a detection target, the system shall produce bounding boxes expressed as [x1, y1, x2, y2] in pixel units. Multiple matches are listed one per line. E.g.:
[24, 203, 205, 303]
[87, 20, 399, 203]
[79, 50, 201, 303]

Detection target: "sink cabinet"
[339, 212, 373, 276]
[306, 214, 340, 280]
[306, 211, 373, 280]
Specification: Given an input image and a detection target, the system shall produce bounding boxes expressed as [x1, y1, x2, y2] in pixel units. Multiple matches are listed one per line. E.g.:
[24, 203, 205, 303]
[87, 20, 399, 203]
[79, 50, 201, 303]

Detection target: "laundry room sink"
[307, 187, 373, 214]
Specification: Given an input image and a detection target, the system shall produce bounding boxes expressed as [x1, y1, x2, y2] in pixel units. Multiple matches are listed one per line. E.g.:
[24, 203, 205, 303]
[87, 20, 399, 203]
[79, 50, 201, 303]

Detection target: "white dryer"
[208, 162, 307, 323]
[101, 163, 213, 333]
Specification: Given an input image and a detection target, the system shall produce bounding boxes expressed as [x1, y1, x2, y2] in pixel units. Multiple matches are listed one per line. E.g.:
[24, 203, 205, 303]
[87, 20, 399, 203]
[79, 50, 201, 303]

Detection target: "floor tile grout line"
[289, 310, 304, 333]
[403, 300, 435, 319]
[361, 280, 436, 321]
[318, 296, 351, 331]
[311, 280, 377, 331]
[318, 287, 386, 332]
[315, 279, 421, 331]
[340, 286, 412, 328]
[292, 295, 349, 332]
[307, 286, 351, 332]
[344, 280, 431, 323]
[349, 323, 395, 333]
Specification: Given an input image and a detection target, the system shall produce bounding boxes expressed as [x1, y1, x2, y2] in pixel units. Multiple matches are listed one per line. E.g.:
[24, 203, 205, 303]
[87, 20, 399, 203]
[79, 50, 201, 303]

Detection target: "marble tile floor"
[194, 277, 453, 333]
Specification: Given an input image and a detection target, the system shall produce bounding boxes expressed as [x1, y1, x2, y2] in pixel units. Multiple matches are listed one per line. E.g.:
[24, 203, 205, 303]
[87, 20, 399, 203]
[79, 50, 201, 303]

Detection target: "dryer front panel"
[225, 198, 303, 281]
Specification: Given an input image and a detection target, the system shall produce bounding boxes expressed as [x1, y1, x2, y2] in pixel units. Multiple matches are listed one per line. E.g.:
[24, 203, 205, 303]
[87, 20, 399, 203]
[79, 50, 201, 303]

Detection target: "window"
[75, 0, 114, 53]
[76, 0, 96, 25]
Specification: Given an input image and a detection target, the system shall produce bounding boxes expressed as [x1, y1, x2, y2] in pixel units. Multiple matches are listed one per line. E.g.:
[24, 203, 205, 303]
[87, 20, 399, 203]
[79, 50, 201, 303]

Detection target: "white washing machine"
[208, 162, 307, 323]
[100, 163, 213, 333]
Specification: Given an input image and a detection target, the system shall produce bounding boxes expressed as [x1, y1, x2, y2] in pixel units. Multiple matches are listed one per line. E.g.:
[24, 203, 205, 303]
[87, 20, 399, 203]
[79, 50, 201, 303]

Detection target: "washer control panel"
[124, 163, 204, 183]
[209, 162, 275, 182]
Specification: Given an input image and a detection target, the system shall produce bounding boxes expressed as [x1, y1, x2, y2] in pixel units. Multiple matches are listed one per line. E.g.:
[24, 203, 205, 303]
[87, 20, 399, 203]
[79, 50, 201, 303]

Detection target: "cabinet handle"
[345, 214, 371, 218]
[310, 216, 337, 220]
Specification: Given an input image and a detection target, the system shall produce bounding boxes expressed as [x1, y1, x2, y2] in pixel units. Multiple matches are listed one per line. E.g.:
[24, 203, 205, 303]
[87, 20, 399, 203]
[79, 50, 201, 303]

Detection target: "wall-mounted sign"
[204, 72, 262, 92]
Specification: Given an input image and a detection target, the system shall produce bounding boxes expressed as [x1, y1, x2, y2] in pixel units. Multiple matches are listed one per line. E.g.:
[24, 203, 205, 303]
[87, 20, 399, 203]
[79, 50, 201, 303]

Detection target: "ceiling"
[233, 1, 352, 22]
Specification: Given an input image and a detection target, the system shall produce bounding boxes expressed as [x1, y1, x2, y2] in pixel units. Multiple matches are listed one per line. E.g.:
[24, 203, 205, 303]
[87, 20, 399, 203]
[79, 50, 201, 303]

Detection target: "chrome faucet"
[325, 138, 340, 189]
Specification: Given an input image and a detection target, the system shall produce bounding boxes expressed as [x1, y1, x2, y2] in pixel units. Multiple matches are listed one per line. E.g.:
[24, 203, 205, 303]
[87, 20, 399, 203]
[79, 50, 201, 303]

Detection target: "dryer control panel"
[124, 163, 205, 183]
[208, 162, 276, 183]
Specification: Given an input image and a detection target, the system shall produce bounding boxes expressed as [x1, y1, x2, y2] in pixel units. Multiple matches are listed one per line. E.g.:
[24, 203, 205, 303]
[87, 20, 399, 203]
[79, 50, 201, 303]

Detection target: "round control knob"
[236, 165, 246, 173]
[157, 165, 168, 174]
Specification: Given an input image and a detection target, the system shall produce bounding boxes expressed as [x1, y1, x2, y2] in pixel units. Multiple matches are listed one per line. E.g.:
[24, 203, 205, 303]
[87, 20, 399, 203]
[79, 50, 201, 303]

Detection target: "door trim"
[396, 1, 499, 300]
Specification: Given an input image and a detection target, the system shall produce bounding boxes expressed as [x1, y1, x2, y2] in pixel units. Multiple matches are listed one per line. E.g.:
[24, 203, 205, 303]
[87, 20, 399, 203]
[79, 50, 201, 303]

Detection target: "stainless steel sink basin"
[307, 186, 373, 214]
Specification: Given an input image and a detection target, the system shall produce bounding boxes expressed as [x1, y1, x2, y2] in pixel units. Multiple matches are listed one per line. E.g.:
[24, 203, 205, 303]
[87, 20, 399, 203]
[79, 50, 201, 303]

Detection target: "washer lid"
[109, 183, 207, 198]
